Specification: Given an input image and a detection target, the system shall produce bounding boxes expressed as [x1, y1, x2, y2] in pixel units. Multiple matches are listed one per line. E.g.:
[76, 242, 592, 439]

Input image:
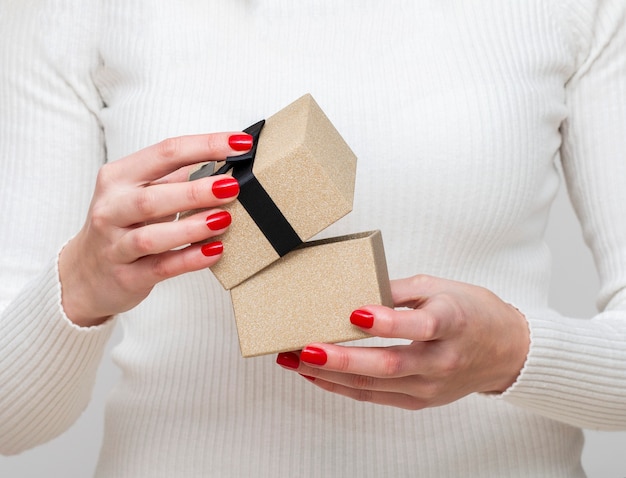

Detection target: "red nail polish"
[206, 211, 232, 231]
[276, 352, 300, 370]
[299, 374, 316, 382]
[228, 133, 253, 151]
[201, 241, 223, 257]
[350, 309, 374, 329]
[212, 177, 239, 199]
[300, 346, 327, 366]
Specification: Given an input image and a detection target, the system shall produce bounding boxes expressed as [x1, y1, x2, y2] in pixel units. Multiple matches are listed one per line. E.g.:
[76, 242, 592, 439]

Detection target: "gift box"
[230, 230, 393, 357]
[188, 95, 392, 357]
[191, 94, 357, 290]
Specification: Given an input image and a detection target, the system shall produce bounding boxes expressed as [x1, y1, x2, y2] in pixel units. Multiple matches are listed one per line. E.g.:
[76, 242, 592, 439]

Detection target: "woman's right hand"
[58, 132, 252, 327]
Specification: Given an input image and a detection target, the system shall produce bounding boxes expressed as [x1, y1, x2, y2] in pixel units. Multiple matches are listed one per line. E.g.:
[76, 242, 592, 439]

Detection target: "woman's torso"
[90, 1, 586, 476]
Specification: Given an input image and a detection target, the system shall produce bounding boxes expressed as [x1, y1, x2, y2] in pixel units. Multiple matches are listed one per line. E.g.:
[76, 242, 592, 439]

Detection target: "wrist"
[491, 303, 530, 393]
[58, 238, 111, 327]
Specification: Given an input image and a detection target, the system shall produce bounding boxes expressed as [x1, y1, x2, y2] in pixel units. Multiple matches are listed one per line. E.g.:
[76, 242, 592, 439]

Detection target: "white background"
[1, 178, 625, 476]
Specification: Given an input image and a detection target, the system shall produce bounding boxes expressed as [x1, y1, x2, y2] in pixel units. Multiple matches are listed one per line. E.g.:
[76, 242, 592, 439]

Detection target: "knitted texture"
[1, 1, 625, 476]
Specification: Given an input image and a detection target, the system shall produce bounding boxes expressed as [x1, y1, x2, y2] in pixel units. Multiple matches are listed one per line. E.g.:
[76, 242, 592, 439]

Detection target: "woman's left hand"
[276, 275, 530, 410]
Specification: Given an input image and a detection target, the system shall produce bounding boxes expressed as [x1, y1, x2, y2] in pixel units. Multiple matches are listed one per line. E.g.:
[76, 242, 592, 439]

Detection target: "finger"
[275, 350, 417, 391]
[297, 363, 422, 393]
[277, 347, 452, 403]
[106, 174, 239, 226]
[114, 209, 231, 263]
[105, 132, 251, 185]
[142, 164, 199, 225]
[124, 240, 224, 288]
[297, 343, 429, 379]
[302, 376, 426, 411]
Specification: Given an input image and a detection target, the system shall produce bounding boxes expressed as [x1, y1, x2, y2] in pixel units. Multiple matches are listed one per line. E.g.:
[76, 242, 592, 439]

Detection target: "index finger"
[107, 132, 251, 185]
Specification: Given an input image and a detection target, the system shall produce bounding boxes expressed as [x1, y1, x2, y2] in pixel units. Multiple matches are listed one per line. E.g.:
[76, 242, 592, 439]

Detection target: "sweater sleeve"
[501, 0, 626, 430]
[0, 0, 116, 454]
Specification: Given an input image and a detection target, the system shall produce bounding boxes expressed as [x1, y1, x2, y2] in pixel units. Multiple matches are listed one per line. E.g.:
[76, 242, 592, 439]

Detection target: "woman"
[1, 1, 625, 476]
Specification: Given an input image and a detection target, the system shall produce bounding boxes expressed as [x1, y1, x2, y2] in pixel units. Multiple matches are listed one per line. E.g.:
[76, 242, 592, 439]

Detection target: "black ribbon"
[190, 120, 303, 257]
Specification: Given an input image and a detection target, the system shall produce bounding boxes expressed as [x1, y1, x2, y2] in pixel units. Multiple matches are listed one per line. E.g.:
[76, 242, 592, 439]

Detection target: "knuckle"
[177, 218, 198, 244]
[381, 351, 403, 377]
[134, 189, 158, 218]
[116, 269, 150, 298]
[335, 351, 352, 372]
[403, 394, 432, 410]
[89, 204, 109, 233]
[156, 136, 182, 160]
[110, 264, 134, 292]
[439, 349, 463, 376]
[387, 314, 403, 337]
[185, 179, 206, 206]
[95, 163, 116, 190]
[409, 274, 434, 290]
[204, 134, 223, 154]
[442, 294, 469, 332]
[419, 380, 442, 403]
[130, 230, 154, 256]
[350, 374, 377, 390]
[353, 389, 374, 403]
[321, 380, 339, 395]
[404, 274, 435, 309]
[419, 310, 439, 340]
[150, 255, 173, 280]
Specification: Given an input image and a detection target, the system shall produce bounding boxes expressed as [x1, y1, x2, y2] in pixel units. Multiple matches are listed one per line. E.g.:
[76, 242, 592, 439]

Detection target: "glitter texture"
[230, 231, 393, 357]
[210, 94, 357, 289]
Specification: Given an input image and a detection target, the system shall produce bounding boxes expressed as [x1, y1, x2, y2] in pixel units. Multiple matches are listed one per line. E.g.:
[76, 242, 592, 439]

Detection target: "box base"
[230, 230, 393, 357]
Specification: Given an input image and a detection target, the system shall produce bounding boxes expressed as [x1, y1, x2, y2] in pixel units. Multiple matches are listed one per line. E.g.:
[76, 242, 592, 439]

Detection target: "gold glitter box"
[230, 230, 393, 357]
[193, 94, 358, 290]
[188, 94, 392, 356]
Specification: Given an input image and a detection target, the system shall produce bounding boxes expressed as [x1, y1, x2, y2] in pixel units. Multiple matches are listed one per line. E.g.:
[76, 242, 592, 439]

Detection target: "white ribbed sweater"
[1, 1, 626, 476]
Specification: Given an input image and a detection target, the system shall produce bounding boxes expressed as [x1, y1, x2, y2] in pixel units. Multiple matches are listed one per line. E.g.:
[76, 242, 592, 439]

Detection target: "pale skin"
[59, 130, 530, 410]
[59, 132, 250, 327]
[276, 275, 530, 409]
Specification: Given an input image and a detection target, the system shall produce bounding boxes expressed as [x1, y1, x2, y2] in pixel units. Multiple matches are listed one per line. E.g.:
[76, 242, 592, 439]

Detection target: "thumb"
[391, 275, 441, 309]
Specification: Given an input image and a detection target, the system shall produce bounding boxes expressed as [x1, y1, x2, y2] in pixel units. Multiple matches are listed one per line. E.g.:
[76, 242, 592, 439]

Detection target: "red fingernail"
[299, 374, 316, 382]
[201, 241, 223, 257]
[276, 352, 300, 370]
[228, 133, 253, 151]
[350, 309, 374, 329]
[206, 211, 232, 231]
[300, 346, 327, 366]
[212, 177, 239, 199]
